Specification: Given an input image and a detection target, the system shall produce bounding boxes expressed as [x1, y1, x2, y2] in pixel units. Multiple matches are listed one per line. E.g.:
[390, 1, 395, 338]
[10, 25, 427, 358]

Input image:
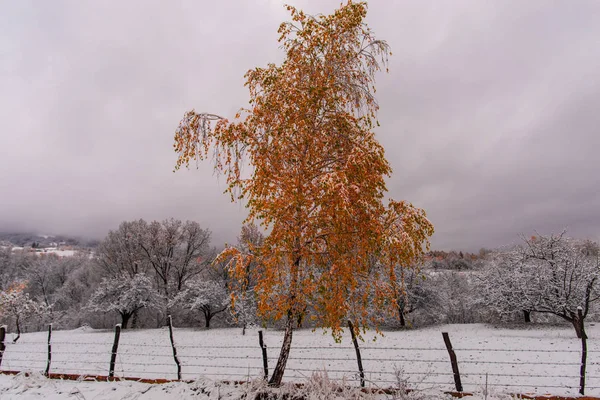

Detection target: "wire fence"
[0, 323, 597, 396]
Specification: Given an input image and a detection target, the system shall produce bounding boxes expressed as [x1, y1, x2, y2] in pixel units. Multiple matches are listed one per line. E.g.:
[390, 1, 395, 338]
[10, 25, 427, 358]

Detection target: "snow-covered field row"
[1, 323, 598, 397]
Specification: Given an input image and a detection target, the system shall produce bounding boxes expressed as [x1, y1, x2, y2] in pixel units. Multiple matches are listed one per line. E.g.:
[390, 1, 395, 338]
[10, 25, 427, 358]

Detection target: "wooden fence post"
[109, 324, 121, 378]
[45, 324, 52, 377]
[442, 332, 463, 392]
[258, 330, 269, 380]
[0, 325, 6, 368]
[579, 307, 587, 395]
[167, 315, 182, 380]
[348, 320, 365, 388]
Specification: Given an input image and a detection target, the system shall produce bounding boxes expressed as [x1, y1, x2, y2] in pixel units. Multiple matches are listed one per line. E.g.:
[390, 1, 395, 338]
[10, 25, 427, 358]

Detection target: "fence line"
[0, 324, 596, 396]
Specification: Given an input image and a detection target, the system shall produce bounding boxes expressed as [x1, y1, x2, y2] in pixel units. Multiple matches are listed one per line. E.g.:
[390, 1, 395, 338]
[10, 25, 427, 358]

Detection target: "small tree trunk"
[399, 310, 406, 327]
[523, 310, 531, 323]
[13, 315, 21, 343]
[203, 310, 212, 329]
[269, 254, 300, 386]
[269, 313, 294, 386]
[242, 323, 247, 336]
[398, 299, 407, 327]
[203, 306, 227, 329]
[121, 312, 131, 329]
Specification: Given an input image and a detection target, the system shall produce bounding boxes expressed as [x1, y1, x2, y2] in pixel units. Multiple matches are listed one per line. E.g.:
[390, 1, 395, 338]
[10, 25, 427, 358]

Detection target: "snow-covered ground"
[0, 372, 452, 400]
[0, 323, 597, 398]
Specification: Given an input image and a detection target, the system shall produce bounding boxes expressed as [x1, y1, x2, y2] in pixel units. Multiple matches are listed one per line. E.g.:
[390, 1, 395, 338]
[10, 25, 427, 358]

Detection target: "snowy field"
[1, 323, 599, 398]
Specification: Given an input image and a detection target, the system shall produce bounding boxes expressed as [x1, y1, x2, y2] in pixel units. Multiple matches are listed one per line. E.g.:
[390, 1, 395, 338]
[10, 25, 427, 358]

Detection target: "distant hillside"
[0, 232, 99, 248]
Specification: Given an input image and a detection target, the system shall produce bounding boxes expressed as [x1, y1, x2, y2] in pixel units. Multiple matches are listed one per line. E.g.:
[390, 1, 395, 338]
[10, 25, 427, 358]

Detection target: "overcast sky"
[1, 0, 599, 251]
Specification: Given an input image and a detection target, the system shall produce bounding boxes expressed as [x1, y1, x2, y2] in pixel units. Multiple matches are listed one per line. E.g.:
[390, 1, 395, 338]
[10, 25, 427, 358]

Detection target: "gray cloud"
[1, 0, 599, 250]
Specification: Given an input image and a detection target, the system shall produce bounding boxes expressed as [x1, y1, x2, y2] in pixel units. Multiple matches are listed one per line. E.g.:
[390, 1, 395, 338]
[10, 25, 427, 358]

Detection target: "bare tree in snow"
[96, 220, 150, 279]
[138, 219, 213, 322]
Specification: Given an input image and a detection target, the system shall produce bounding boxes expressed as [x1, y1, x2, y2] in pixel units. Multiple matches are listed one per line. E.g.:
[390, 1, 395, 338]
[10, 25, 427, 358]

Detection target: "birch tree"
[173, 1, 433, 385]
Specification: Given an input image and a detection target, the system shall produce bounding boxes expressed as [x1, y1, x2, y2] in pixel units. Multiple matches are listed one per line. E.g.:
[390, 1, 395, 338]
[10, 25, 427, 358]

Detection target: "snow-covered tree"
[51, 257, 100, 329]
[137, 219, 213, 319]
[392, 266, 441, 327]
[86, 273, 161, 329]
[171, 280, 228, 329]
[0, 283, 48, 342]
[479, 232, 600, 337]
[432, 271, 478, 324]
[97, 219, 214, 325]
[0, 247, 15, 290]
[172, 221, 214, 291]
[95, 220, 149, 279]
[0, 247, 25, 291]
[23, 254, 60, 307]
[475, 250, 533, 323]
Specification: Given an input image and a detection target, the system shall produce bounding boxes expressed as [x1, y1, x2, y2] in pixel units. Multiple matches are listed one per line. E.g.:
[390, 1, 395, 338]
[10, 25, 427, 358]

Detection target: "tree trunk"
[399, 310, 406, 327]
[398, 300, 407, 327]
[242, 323, 247, 336]
[203, 306, 227, 329]
[269, 252, 300, 386]
[12, 315, 21, 343]
[555, 311, 584, 339]
[121, 312, 131, 329]
[523, 310, 531, 323]
[203, 309, 212, 329]
[269, 313, 294, 386]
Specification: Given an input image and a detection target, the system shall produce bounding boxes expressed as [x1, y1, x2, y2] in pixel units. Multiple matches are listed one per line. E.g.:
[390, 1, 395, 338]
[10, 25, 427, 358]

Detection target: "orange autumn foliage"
[173, 1, 433, 382]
